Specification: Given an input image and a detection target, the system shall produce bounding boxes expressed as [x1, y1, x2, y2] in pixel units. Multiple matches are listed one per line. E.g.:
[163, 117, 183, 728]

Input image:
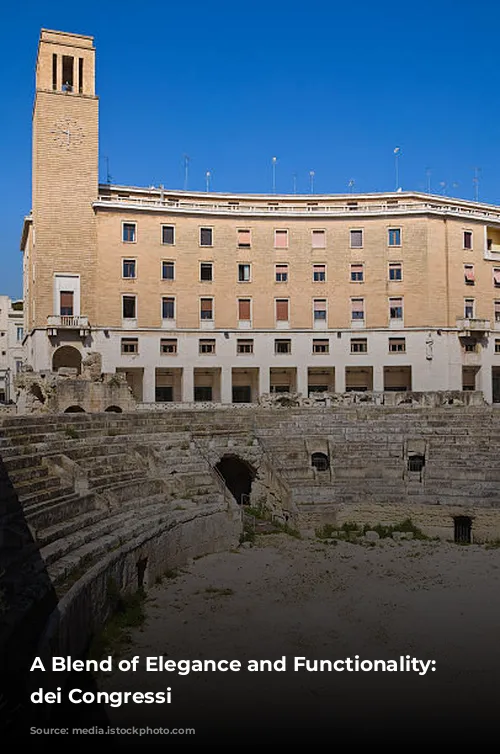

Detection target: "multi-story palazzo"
[0, 297, 24, 403]
[21, 29, 500, 404]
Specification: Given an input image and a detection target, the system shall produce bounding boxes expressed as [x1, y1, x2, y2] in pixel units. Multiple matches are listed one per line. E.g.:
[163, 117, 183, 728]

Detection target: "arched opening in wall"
[105, 405, 123, 413]
[64, 405, 85, 413]
[311, 452, 330, 471]
[30, 384, 46, 404]
[215, 455, 256, 505]
[52, 345, 82, 374]
[408, 454, 425, 472]
[454, 516, 472, 544]
[137, 557, 148, 589]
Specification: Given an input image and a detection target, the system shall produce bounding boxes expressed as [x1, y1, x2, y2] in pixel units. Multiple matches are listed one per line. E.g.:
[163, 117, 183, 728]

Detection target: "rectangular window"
[276, 299, 289, 321]
[162, 225, 175, 245]
[495, 301, 500, 322]
[465, 298, 475, 319]
[160, 338, 177, 354]
[122, 223, 136, 243]
[122, 295, 136, 319]
[350, 264, 363, 282]
[238, 298, 251, 321]
[493, 269, 500, 288]
[389, 263, 402, 281]
[463, 230, 473, 250]
[389, 337, 406, 353]
[464, 264, 475, 284]
[275, 339, 291, 354]
[463, 341, 477, 353]
[313, 339, 329, 354]
[351, 298, 364, 320]
[238, 263, 251, 282]
[495, 339, 500, 353]
[52, 53, 57, 90]
[351, 338, 367, 353]
[311, 229, 326, 248]
[237, 339, 254, 354]
[200, 262, 213, 281]
[274, 229, 288, 248]
[388, 228, 401, 246]
[350, 229, 363, 248]
[16, 326, 24, 342]
[313, 264, 326, 282]
[122, 259, 136, 278]
[162, 297, 175, 319]
[162, 261, 175, 280]
[200, 227, 213, 246]
[238, 229, 251, 247]
[194, 386, 213, 402]
[200, 298, 213, 320]
[313, 299, 327, 320]
[78, 57, 83, 93]
[275, 264, 288, 282]
[389, 297, 403, 320]
[60, 291, 74, 316]
[199, 339, 216, 354]
[121, 337, 138, 354]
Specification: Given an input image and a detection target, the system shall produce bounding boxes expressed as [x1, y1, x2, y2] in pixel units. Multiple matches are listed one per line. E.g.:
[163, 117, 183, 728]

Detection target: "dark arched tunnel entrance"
[215, 455, 255, 505]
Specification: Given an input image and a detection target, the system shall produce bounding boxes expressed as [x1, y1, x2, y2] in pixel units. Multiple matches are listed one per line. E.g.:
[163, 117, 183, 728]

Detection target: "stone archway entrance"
[52, 346, 82, 374]
[215, 455, 255, 505]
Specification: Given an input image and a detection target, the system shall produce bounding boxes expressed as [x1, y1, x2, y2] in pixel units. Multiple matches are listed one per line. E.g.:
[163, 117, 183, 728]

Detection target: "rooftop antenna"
[394, 147, 401, 190]
[473, 167, 481, 202]
[425, 168, 431, 194]
[205, 171, 211, 192]
[439, 181, 447, 195]
[348, 179, 355, 193]
[309, 170, 315, 194]
[292, 173, 297, 194]
[103, 155, 112, 184]
[272, 156, 277, 193]
[183, 154, 190, 191]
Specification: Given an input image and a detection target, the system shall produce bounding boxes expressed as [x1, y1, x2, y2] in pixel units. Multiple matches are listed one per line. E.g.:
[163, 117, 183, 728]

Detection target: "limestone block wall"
[2, 404, 500, 720]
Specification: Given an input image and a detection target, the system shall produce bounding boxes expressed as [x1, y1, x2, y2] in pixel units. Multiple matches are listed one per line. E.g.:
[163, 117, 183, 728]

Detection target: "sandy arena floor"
[99, 533, 500, 741]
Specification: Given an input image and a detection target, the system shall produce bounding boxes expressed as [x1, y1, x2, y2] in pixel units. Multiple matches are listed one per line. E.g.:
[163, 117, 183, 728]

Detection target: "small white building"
[0, 296, 25, 403]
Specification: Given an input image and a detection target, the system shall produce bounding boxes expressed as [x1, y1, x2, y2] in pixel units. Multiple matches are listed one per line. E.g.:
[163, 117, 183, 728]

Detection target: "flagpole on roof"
[394, 147, 401, 191]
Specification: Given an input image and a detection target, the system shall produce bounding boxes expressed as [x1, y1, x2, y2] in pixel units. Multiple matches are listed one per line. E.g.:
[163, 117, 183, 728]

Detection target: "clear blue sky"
[0, 0, 497, 298]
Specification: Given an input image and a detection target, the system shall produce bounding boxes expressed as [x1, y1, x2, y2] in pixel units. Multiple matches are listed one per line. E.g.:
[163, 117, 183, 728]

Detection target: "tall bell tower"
[27, 29, 98, 363]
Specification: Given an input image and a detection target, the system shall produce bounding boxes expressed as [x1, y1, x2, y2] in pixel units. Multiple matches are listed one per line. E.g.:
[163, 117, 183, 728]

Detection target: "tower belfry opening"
[62, 55, 74, 91]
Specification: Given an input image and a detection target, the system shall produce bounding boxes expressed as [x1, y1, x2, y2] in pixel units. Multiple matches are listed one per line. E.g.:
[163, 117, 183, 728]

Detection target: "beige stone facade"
[21, 29, 500, 405]
[0, 297, 24, 404]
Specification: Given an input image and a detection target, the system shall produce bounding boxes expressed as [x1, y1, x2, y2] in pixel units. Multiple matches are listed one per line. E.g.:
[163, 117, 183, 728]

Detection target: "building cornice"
[93, 187, 500, 223]
[20, 214, 32, 251]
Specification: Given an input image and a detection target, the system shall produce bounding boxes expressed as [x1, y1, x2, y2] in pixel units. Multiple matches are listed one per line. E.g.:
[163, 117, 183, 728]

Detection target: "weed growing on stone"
[239, 521, 256, 545]
[88, 587, 146, 662]
[485, 540, 500, 550]
[203, 587, 234, 597]
[163, 568, 180, 579]
[315, 518, 428, 542]
[64, 426, 78, 439]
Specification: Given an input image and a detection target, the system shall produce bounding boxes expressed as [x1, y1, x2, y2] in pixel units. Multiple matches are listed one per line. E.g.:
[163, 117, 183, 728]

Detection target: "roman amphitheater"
[2, 395, 500, 734]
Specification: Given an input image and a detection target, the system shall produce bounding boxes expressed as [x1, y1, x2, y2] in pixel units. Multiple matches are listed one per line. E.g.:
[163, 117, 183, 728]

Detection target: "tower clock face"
[51, 118, 85, 148]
